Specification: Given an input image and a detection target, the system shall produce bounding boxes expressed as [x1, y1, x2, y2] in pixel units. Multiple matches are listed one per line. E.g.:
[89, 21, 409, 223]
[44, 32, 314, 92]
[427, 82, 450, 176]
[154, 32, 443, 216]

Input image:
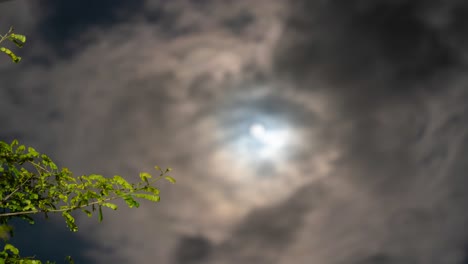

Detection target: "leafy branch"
[0, 140, 175, 232]
[0, 140, 175, 263]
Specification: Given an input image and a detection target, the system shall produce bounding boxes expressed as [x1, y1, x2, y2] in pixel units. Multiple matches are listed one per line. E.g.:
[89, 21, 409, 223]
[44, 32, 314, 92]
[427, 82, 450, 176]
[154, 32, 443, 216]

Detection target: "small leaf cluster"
[0, 26, 26, 63]
[0, 27, 26, 63]
[0, 140, 174, 262]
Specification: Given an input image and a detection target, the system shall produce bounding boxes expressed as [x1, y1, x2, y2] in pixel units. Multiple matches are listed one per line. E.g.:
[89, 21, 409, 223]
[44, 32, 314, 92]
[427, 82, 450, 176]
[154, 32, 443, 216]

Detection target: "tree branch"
[0, 195, 120, 217]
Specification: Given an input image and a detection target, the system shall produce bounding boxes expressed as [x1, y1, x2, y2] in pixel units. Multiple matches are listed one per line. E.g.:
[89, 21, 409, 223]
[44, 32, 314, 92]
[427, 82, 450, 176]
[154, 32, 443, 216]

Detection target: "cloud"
[205, 181, 329, 264]
[4, 0, 468, 264]
[244, 1, 468, 264]
[2, 0, 298, 263]
[171, 234, 212, 264]
[34, 0, 147, 58]
[274, 1, 468, 122]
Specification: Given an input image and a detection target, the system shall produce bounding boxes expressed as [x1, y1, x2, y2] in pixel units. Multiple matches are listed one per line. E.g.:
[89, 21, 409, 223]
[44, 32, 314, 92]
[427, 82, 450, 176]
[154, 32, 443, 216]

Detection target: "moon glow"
[248, 122, 289, 159]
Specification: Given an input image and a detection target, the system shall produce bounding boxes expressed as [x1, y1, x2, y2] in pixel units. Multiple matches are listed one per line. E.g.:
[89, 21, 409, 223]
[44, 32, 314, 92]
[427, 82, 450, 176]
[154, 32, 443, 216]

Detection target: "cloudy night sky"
[2, 0, 468, 263]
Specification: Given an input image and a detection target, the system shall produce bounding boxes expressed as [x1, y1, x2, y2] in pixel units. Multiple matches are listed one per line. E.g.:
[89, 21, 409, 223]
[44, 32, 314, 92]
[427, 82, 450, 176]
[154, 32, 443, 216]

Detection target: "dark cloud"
[267, 1, 468, 264]
[207, 182, 328, 264]
[352, 254, 402, 264]
[274, 0, 468, 108]
[272, 0, 468, 189]
[222, 9, 255, 35]
[171, 234, 212, 264]
[35, 0, 145, 58]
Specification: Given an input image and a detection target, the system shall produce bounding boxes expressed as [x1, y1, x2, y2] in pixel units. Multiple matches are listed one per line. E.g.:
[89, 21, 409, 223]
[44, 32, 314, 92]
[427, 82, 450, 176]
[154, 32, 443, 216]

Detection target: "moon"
[249, 123, 267, 141]
[248, 122, 289, 159]
[213, 90, 306, 167]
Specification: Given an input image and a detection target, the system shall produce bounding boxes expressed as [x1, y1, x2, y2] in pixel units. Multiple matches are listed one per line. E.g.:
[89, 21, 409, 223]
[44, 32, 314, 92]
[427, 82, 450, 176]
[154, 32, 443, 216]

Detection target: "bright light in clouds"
[248, 122, 290, 159]
[250, 123, 267, 140]
[215, 91, 299, 165]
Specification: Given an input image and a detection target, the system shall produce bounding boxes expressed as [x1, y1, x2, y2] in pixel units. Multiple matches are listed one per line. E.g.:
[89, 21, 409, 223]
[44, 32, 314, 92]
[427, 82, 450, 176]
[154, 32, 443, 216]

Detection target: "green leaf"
[122, 195, 140, 208]
[8, 33, 26, 48]
[62, 211, 78, 232]
[26, 260, 41, 264]
[4, 243, 19, 255]
[132, 193, 160, 202]
[16, 145, 25, 153]
[143, 185, 160, 195]
[98, 205, 103, 222]
[113, 175, 132, 189]
[88, 174, 106, 182]
[164, 176, 176, 184]
[81, 209, 92, 217]
[58, 194, 68, 202]
[28, 147, 38, 156]
[49, 161, 58, 170]
[101, 202, 118, 210]
[0, 47, 21, 63]
[23, 203, 36, 211]
[139, 172, 151, 183]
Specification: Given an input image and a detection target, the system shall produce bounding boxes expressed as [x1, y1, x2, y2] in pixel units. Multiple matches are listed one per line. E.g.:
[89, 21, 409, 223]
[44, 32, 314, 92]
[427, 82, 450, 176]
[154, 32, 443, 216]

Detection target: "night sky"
[2, 0, 468, 263]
